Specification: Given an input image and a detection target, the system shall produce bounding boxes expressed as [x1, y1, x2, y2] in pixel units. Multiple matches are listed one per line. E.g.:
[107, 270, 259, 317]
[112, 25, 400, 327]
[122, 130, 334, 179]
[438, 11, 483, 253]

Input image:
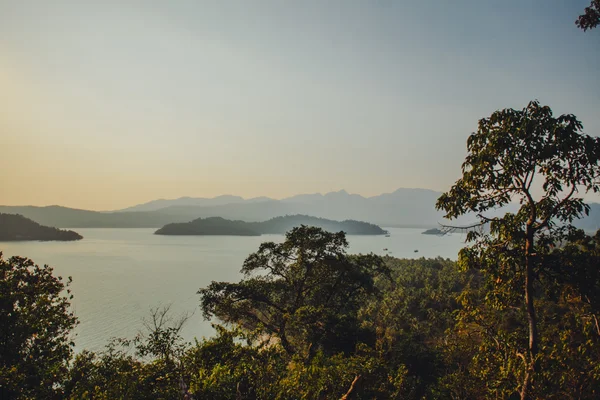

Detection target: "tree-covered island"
[155, 215, 388, 236]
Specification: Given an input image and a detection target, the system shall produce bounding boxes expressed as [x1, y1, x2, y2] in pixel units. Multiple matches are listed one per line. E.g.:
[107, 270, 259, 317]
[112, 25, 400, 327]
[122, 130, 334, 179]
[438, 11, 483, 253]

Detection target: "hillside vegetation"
[3, 226, 599, 399]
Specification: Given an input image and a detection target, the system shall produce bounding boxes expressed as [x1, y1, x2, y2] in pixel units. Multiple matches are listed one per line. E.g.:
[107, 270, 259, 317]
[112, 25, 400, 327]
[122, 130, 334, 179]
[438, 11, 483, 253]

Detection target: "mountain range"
[117, 188, 447, 227]
[1, 188, 599, 231]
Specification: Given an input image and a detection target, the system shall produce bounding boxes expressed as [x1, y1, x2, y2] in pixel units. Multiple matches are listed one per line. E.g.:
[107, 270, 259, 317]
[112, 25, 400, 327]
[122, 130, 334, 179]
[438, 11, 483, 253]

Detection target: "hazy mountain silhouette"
[115, 188, 446, 227]
[1, 188, 599, 230]
[117, 195, 263, 212]
[0, 206, 183, 228]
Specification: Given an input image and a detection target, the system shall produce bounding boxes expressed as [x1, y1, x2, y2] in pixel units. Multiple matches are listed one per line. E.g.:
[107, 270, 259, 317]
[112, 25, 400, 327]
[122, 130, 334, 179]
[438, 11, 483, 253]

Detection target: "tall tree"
[0, 253, 78, 399]
[436, 101, 600, 399]
[199, 226, 389, 358]
[577, 0, 600, 31]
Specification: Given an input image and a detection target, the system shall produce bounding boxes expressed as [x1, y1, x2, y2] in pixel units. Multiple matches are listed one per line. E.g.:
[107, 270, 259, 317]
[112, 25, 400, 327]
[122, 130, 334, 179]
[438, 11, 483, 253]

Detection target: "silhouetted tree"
[0, 253, 78, 399]
[577, 0, 600, 31]
[436, 101, 600, 399]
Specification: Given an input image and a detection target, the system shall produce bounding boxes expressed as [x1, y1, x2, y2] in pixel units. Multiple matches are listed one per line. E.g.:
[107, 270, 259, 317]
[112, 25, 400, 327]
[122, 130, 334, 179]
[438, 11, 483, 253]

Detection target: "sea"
[1, 227, 467, 353]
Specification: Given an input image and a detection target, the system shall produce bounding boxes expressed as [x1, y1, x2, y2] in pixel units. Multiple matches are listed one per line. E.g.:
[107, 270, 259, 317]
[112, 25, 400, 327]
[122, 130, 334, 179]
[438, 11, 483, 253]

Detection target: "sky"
[1, 0, 599, 211]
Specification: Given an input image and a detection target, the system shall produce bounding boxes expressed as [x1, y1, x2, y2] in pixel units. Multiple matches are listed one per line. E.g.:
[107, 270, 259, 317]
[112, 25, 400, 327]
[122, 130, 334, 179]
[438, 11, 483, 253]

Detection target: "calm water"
[1, 228, 467, 352]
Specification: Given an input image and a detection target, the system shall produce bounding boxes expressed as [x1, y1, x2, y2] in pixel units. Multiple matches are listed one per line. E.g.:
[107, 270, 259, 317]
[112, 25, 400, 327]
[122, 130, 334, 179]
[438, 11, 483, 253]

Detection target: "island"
[0, 213, 83, 241]
[155, 215, 388, 236]
[421, 228, 446, 236]
[155, 217, 260, 236]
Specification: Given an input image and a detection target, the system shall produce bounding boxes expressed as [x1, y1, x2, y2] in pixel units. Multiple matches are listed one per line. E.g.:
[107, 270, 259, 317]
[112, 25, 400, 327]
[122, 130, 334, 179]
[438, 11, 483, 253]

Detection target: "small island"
[155, 217, 261, 236]
[421, 228, 446, 236]
[155, 215, 388, 236]
[0, 213, 83, 241]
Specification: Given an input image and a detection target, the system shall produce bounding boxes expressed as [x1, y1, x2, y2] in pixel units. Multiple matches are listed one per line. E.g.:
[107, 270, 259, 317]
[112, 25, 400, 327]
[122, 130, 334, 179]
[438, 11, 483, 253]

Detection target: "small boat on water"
[414, 249, 419, 253]
[385, 234, 390, 237]
[383, 248, 388, 251]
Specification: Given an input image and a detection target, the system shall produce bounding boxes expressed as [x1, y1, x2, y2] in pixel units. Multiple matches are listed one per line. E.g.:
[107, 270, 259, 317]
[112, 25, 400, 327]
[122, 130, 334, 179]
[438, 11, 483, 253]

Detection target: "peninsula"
[0, 213, 83, 241]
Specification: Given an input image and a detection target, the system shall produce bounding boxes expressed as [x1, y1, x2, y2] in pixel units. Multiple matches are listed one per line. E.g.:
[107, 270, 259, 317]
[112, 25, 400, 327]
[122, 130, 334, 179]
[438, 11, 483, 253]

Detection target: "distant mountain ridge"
[119, 188, 441, 213]
[111, 188, 446, 227]
[155, 215, 387, 236]
[1, 188, 599, 230]
[116, 195, 272, 212]
[0, 205, 179, 228]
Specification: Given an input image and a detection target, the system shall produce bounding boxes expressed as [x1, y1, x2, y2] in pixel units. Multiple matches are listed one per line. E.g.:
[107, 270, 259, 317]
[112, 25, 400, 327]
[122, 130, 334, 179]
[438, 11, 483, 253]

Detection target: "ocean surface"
[1, 227, 467, 352]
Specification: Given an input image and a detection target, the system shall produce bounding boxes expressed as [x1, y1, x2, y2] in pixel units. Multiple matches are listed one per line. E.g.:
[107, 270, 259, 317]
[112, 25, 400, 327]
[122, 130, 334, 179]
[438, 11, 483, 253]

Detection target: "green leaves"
[199, 226, 389, 358]
[0, 253, 78, 399]
[437, 101, 600, 227]
[437, 101, 600, 398]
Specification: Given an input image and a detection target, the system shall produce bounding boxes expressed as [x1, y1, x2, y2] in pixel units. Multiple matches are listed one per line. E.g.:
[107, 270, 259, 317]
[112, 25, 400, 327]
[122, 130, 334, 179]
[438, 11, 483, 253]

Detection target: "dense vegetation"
[0, 213, 82, 241]
[155, 215, 387, 236]
[0, 253, 77, 399]
[436, 101, 600, 399]
[3, 224, 599, 399]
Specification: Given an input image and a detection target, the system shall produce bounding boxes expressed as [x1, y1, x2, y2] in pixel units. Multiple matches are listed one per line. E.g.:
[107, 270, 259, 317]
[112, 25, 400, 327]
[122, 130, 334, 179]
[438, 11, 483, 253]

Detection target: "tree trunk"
[521, 227, 538, 400]
[520, 366, 533, 400]
[279, 325, 295, 355]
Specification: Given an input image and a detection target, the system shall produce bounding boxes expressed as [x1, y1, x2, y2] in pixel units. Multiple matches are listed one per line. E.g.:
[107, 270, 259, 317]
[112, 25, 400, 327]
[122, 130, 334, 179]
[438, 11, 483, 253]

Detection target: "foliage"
[362, 257, 476, 399]
[436, 101, 600, 399]
[185, 326, 287, 399]
[0, 253, 78, 399]
[133, 304, 190, 364]
[64, 341, 183, 400]
[536, 230, 600, 398]
[199, 226, 390, 358]
[577, 0, 600, 31]
[442, 230, 600, 399]
[4, 223, 600, 398]
[64, 305, 191, 400]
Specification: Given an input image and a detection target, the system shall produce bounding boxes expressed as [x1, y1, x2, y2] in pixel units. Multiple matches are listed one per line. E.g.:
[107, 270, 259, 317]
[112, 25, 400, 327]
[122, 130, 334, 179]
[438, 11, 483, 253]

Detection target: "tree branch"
[535, 183, 577, 231]
[340, 375, 361, 400]
[439, 220, 487, 235]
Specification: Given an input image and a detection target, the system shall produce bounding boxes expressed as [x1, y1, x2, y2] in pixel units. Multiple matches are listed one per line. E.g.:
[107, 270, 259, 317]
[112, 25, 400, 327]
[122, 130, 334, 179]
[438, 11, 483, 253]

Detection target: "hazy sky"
[1, 0, 599, 210]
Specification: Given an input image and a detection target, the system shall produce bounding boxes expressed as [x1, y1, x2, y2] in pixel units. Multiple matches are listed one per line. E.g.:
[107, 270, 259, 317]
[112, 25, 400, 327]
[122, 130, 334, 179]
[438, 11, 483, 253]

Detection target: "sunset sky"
[1, 0, 599, 210]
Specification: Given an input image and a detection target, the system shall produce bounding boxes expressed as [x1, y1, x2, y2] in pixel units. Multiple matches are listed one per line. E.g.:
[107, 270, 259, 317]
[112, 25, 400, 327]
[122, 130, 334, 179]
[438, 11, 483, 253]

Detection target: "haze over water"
[1, 227, 466, 352]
